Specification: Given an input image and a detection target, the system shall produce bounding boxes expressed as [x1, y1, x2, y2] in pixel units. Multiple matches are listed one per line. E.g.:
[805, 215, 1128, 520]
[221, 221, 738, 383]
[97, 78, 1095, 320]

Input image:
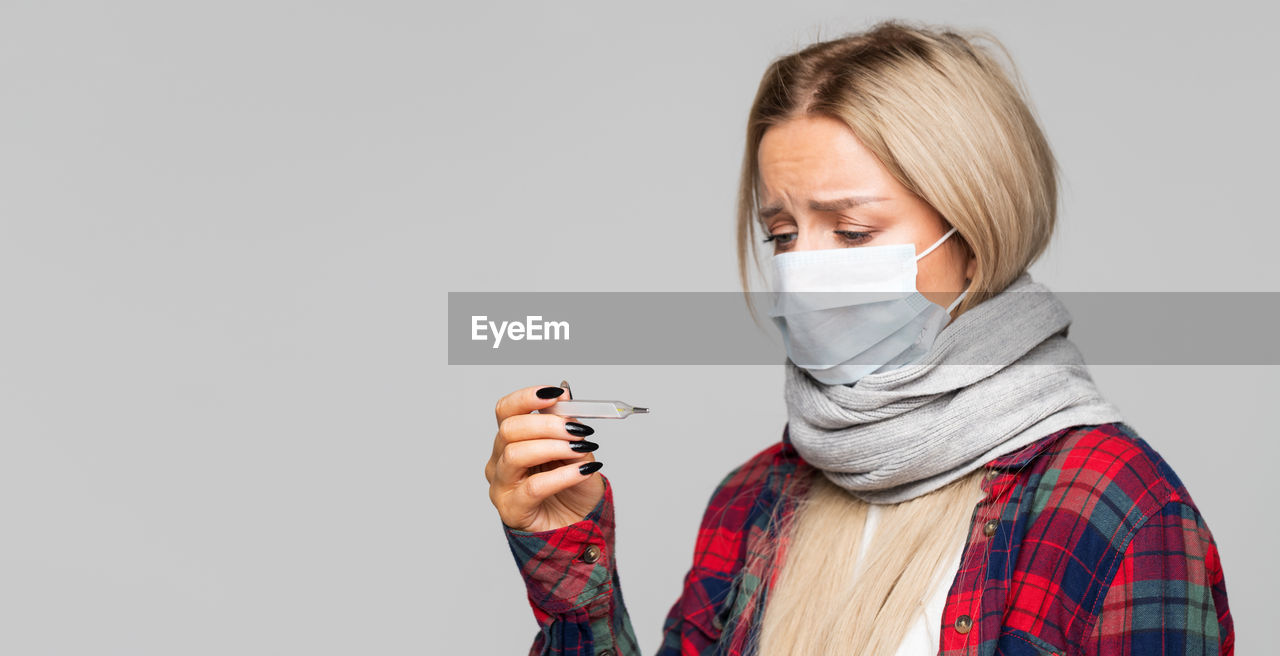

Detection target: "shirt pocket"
[995, 628, 1066, 656]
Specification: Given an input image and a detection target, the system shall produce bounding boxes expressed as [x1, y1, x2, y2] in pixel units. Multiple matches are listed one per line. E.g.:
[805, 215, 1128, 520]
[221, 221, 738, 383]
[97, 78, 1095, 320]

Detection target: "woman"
[484, 20, 1233, 656]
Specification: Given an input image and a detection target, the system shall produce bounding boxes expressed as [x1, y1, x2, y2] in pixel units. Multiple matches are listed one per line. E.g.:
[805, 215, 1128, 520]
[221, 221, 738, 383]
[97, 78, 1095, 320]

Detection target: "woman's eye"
[835, 230, 871, 245]
[762, 231, 870, 251]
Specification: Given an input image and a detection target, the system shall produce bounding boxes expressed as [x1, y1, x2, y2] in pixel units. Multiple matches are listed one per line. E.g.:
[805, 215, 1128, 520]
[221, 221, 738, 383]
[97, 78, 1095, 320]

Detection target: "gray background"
[1, 1, 1275, 654]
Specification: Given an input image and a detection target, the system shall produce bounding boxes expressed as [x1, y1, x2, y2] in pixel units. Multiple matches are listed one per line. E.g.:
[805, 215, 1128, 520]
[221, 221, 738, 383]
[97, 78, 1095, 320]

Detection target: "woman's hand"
[486, 383, 605, 533]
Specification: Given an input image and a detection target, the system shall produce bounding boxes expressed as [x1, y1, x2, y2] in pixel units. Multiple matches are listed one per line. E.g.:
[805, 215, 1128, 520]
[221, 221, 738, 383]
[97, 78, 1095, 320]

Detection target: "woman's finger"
[494, 437, 599, 486]
[512, 457, 603, 509]
[498, 412, 594, 445]
[494, 384, 568, 426]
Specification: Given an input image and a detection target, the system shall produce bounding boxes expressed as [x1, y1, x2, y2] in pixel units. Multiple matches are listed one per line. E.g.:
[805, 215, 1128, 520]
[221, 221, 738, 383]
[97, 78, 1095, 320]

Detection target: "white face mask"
[768, 227, 968, 385]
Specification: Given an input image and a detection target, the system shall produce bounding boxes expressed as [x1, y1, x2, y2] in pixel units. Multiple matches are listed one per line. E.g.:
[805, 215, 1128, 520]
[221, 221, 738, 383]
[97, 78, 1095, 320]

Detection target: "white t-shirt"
[857, 492, 984, 655]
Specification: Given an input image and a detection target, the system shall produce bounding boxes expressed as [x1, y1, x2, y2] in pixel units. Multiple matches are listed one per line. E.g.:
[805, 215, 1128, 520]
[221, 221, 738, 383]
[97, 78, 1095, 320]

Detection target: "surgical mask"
[768, 227, 968, 385]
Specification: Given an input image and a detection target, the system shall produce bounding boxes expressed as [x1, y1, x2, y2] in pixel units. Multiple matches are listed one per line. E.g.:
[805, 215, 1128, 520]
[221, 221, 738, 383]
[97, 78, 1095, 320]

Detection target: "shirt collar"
[985, 427, 1074, 469]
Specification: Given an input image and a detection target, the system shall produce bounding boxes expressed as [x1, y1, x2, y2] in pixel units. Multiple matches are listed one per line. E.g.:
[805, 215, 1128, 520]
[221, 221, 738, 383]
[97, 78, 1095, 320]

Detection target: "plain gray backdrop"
[1, 1, 1275, 654]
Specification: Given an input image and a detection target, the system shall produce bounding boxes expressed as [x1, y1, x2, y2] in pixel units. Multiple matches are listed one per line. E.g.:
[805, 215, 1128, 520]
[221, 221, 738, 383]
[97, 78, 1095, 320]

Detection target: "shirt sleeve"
[1085, 499, 1234, 655]
[502, 474, 642, 656]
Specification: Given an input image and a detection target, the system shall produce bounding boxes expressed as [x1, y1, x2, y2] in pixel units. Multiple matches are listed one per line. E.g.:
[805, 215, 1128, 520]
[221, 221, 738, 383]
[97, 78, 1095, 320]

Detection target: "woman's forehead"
[757, 118, 894, 204]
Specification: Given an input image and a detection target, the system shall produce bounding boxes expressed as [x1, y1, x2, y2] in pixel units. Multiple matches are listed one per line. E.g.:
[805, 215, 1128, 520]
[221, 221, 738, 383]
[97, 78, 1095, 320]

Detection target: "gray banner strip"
[448, 292, 1280, 365]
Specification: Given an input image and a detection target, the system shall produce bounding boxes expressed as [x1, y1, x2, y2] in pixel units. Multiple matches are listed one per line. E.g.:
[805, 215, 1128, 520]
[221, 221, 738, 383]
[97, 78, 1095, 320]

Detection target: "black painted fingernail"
[565, 421, 594, 437]
[579, 461, 603, 475]
[569, 440, 599, 453]
[536, 386, 565, 399]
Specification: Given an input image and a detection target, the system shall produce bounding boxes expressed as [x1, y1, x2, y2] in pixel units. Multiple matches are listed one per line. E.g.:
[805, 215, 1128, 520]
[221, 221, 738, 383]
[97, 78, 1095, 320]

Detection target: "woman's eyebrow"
[760, 195, 887, 219]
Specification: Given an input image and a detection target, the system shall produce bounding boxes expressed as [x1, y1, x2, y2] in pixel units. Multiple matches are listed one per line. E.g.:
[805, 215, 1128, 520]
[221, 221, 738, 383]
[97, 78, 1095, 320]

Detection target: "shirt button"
[580, 544, 602, 563]
[712, 613, 724, 630]
[983, 519, 999, 537]
[984, 468, 1000, 481]
[954, 614, 973, 634]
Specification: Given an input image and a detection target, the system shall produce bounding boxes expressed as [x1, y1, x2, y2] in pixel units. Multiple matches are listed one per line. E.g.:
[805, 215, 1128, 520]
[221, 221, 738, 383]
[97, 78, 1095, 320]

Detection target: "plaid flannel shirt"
[502, 422, 1233, 655]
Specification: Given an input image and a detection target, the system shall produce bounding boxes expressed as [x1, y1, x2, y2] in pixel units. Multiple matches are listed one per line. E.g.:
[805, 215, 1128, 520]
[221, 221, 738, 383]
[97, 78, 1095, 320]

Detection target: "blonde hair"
[736, 19, 1060, 317]
[728, 19, 1060, 653]
[750, 468, 987, 656]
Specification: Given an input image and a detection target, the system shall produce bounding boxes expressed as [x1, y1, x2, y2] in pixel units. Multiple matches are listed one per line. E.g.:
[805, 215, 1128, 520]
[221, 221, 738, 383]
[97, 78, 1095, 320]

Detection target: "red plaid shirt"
[503, 422, 1233, 655]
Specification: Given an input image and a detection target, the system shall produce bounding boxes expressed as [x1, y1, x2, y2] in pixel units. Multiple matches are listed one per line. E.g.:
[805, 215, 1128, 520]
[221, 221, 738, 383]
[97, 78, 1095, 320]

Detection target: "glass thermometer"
[541, 400, 649, 419]
[538, 380, 649, 419]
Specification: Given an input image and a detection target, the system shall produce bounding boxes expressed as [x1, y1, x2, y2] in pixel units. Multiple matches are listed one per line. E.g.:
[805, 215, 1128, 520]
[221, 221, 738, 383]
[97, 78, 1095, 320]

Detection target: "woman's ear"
[957, 235, 977, 285]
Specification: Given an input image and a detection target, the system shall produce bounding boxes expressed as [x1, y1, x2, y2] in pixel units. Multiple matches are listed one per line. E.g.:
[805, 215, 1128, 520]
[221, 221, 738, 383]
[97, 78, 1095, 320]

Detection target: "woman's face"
[757, 114, 975, 314]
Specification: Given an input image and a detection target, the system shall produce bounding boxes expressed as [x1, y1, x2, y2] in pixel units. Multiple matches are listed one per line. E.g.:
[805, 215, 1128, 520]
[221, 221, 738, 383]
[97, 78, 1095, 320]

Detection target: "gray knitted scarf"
[783, 271, 1124, 504]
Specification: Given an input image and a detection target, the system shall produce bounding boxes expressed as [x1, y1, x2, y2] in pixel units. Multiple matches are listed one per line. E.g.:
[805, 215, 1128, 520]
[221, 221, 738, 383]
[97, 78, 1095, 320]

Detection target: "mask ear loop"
[913, 226, 958, 262]
[945, 286, 969, 314]
[914, 226, 967, 314]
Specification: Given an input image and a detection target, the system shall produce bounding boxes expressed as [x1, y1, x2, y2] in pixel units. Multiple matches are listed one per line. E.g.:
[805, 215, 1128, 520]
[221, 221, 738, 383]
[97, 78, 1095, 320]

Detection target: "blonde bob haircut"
[736, 19, 1059, 315]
